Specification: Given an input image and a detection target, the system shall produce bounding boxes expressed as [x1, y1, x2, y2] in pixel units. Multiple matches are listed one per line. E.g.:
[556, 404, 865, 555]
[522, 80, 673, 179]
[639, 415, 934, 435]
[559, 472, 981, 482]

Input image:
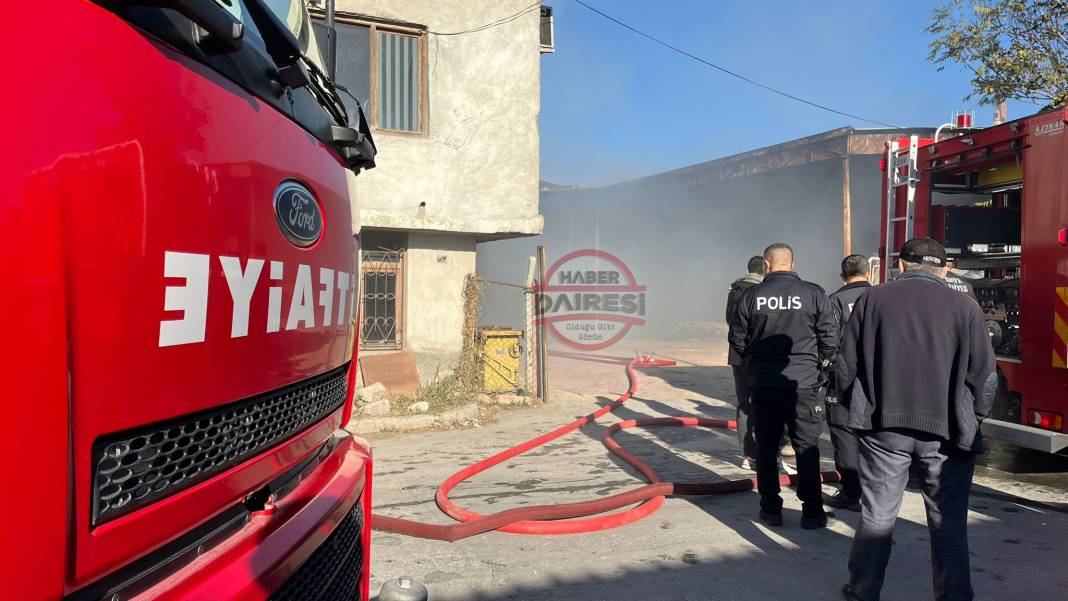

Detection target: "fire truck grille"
[269, 503, 364, 601]
[91, 363, 350, 524]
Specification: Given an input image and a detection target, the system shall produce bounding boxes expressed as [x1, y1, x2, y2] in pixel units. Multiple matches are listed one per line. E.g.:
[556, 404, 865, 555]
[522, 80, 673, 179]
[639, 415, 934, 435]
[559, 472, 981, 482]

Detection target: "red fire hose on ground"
[371, 355, 839, 541]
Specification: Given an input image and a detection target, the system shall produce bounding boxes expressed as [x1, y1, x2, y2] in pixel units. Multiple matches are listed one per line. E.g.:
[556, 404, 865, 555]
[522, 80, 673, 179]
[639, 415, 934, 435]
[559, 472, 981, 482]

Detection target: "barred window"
[360, 231, 408, 350]
[312, 17, 426, 135]
[377, 32, 422, 133]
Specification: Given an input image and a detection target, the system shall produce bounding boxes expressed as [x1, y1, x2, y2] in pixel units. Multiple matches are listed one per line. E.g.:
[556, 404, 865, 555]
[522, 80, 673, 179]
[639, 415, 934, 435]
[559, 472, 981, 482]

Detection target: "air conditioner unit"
[540, 5, 555, 53]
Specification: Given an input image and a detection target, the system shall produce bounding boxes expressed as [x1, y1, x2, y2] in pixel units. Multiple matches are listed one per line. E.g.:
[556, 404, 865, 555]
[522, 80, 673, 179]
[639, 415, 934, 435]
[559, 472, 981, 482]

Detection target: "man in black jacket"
[729, 243, 838, 529]
[726, 256, 765, 468]
[943, 259, 979, 304]
[837, 238, 996, 601]
[825, 254, 872, 512]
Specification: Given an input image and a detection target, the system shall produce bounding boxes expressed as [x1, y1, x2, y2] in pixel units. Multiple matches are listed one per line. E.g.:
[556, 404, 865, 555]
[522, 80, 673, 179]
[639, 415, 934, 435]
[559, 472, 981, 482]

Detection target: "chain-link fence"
[462, 274, 539, 396]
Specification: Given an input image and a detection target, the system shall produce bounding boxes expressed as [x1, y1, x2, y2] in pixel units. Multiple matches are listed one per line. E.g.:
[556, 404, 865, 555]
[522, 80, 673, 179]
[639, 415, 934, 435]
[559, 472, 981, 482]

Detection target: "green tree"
[927, 0, 1068, 107]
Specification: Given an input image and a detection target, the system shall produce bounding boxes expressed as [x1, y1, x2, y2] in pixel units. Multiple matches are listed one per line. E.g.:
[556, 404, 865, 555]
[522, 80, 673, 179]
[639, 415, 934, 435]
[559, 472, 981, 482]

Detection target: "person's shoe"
[741, 456, 755, 471]
[758, 510, 783, 527]
[780, 445, 796, 457]
[823, 490, 861, 512]
[801, 511, 828, 529]
[840, 584, 861, 600]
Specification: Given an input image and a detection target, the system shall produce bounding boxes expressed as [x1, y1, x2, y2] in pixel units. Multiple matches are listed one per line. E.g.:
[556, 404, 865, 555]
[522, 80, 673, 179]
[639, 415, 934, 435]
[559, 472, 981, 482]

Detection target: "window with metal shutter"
[377, 31, 421, 132]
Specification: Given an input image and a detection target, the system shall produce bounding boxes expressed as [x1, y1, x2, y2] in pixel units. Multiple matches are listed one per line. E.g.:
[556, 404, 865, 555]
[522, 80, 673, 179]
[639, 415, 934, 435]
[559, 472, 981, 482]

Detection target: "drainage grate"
[92, 363, 350, 524]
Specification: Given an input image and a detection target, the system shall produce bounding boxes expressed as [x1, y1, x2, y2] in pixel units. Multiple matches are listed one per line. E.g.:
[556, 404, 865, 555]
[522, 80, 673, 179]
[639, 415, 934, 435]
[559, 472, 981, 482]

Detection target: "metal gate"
[360, 249, 404, 349]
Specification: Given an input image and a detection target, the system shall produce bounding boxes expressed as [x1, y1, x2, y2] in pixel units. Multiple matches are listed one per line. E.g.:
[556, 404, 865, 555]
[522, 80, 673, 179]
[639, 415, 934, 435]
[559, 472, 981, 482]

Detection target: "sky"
[538, 0, 1039, 188]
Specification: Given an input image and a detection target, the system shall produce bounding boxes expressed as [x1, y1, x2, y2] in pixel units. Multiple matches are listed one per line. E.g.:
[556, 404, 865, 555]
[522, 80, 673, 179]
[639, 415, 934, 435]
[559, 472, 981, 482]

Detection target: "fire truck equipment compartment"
[931, 205, 1021, 255]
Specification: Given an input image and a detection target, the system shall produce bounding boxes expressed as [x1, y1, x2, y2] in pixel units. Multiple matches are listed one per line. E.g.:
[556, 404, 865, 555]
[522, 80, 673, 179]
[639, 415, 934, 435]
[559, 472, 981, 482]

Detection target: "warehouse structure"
[479, 126, 935, 341]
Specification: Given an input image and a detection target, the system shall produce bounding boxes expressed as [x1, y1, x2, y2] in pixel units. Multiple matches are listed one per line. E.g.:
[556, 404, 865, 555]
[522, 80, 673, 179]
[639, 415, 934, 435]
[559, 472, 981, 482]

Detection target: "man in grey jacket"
[837, 238, 996, 601]
[726, 256, 765, 468]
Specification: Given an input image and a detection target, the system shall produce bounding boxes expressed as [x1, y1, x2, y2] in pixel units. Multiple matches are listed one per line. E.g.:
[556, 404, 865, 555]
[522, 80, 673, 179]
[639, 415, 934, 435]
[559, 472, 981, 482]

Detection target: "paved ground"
[362, 336, 1068, 600]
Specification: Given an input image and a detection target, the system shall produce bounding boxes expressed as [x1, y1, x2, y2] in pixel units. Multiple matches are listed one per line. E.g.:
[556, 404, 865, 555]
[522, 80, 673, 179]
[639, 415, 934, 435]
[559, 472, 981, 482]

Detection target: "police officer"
[824, 254, 872, 512]
[728, 243, 838, 529]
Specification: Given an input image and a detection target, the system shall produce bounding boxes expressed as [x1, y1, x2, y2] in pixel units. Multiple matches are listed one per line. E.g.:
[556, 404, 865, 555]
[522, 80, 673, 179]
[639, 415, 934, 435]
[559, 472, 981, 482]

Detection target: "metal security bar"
[360, 249, 404, 349]
[377, 32, 421, 132]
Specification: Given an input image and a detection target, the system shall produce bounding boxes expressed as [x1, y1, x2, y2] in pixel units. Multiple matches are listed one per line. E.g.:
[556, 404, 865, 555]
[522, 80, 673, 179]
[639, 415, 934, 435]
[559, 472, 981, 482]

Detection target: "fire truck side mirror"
[331, 123, 376, 173]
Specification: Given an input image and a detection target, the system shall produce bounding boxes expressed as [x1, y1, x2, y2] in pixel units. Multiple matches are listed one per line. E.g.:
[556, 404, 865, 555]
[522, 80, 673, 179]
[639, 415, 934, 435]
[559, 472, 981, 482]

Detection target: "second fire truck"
[879, 107, 1068, 453]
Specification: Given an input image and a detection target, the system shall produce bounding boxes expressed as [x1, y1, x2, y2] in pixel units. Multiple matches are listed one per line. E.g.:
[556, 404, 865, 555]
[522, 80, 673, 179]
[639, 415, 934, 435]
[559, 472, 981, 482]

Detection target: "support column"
[842, 156, 852, 256]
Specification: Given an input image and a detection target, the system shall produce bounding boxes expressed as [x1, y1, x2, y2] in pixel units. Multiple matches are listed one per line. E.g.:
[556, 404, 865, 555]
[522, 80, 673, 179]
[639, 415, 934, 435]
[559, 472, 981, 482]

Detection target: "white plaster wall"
[404, 232, 477, 353]
[336, 0, 544, 236]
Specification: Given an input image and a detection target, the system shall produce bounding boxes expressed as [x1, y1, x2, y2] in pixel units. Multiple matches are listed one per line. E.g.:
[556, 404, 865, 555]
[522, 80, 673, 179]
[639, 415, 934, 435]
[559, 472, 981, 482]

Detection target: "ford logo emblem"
[273, 181, 323, 248]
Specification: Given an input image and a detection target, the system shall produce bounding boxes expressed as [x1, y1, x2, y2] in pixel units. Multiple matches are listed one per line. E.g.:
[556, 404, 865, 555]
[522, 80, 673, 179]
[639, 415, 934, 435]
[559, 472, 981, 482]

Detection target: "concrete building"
[321, 1, 547, 376]
[479, 126, 934, 345]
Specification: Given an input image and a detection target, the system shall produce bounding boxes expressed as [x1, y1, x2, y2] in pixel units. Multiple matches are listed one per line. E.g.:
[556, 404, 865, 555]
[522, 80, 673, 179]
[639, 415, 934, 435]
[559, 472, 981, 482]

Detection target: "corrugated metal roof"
[597, 126, 938, 192]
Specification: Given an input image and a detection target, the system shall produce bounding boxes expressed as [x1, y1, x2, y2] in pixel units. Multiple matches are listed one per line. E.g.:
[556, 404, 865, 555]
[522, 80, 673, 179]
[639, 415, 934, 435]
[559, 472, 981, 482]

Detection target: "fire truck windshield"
[262, 0, 327, 74]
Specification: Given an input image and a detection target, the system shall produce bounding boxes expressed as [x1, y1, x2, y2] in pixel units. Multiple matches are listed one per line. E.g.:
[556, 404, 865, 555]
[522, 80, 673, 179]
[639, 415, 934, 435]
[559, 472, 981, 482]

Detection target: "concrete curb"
[347, 402, 482, 434]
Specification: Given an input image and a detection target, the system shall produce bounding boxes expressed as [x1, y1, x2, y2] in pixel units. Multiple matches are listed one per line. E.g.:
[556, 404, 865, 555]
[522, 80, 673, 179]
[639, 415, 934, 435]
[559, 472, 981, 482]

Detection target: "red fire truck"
[5, 0, 377, 599]
[879, 107, 1068, 454]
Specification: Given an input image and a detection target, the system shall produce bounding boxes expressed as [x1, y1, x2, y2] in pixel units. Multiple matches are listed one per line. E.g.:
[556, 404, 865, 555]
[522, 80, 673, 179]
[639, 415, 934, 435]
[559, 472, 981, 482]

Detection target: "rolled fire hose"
[372, 356, 839, 541]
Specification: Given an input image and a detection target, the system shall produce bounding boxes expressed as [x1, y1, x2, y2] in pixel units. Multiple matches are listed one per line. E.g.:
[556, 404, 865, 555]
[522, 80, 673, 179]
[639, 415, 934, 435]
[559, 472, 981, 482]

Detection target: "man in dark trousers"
[728, 243, 838, 529]
[824, 254, 872, 512]
[726, 256, 765, 469]
[837, 238, 996, 601]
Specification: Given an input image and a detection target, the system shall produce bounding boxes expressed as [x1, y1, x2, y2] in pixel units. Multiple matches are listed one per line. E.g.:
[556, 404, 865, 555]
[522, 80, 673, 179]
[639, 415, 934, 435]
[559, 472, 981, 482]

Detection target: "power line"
[429, 2, 542, 36]
[572, 0, 900, 128]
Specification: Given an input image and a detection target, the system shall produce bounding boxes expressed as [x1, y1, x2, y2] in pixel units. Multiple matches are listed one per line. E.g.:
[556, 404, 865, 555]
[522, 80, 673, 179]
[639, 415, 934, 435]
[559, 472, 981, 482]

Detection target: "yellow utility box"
[478, 327, 523, 392]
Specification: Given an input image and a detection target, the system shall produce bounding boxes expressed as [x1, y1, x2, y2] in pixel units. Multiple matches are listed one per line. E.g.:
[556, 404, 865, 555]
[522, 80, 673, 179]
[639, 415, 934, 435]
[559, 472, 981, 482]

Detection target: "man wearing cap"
[729, 243, 838, 529]
[837, 238, 996, 601]
[824, 254, 872, 512]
